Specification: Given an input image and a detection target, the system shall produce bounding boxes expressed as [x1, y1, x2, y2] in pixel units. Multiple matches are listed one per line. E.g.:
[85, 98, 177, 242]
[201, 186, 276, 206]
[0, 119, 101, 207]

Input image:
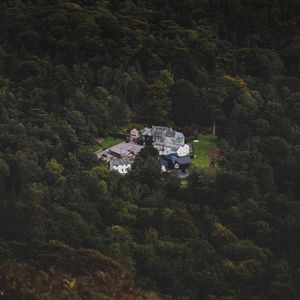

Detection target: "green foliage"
[143, 79, 171, 124]
[0, 242, 139, 300]
[0, 0, 299, 299]
[170, 79, 199, 125]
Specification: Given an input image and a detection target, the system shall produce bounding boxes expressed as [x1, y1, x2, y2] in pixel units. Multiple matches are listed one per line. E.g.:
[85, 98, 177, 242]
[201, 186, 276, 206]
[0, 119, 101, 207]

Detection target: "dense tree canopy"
[0, 0, 299, 299]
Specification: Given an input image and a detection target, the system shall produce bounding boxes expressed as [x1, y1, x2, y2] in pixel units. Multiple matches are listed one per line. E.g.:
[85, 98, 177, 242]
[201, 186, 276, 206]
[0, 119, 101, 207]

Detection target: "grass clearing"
[191, 134, 218, 168]
[180, 179, 188, 188]
[101, 137, 123, 149]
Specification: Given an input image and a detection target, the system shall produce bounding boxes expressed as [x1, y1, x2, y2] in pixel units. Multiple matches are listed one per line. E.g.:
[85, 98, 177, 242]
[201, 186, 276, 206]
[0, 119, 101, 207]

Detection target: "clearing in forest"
[192, 134, 218, 168]
[101, 137, 123, 149]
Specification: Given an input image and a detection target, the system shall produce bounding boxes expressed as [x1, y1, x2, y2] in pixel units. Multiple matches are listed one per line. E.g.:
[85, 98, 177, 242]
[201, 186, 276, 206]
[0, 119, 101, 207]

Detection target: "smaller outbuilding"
[109, 158, 133, 174]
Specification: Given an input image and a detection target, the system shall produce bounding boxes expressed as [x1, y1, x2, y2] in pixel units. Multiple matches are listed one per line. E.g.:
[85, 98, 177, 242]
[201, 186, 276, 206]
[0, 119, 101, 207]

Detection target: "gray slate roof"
[175, 156, 192, 165]
[109, 158, 133, 170]
[141, 126, 184, 139]
[108, 142, 144, 156]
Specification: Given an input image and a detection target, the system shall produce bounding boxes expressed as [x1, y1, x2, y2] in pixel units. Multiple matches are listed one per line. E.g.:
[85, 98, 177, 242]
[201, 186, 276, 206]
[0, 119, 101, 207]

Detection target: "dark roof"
[163, 154, 191, 165]
[108, 142, 144, 156]
[174, 156, 192, 165]
[164, 153, 179, 159]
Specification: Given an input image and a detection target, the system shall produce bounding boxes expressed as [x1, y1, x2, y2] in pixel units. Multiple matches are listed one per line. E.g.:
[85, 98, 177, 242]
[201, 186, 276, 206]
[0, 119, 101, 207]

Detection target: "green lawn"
[191, 134, 218, 168]
[101, 137, 123, 149]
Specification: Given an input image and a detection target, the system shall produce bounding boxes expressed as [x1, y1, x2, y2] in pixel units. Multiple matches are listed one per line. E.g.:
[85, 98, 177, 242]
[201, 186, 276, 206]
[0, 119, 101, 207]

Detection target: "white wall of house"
[176, 144, 190, 157]
[113, 164, 132, 174]
[154, 144, 189, 156]
[161, 165, 167, 172]
[130, 129, 139, 141]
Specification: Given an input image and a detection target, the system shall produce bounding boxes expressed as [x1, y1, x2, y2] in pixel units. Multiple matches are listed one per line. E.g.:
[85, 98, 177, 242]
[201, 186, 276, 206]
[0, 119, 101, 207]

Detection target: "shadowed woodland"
[0, 0, 300, 299]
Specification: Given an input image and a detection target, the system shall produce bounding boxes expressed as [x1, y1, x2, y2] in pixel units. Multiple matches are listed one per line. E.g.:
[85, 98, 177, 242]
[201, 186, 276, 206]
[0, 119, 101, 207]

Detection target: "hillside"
[0, 0, 300, 299]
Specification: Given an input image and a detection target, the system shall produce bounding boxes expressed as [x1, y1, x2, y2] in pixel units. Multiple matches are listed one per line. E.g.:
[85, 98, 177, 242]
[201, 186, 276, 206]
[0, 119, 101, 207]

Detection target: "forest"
[0, 0, 300, 299]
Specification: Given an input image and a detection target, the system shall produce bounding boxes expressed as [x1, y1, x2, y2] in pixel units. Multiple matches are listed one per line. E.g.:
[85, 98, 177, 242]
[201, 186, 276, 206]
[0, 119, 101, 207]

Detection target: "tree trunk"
[212, 120, 216, 135]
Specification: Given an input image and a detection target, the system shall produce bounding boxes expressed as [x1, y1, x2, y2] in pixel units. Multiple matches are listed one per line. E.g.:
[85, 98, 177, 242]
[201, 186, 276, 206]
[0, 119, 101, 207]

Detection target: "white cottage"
[109, 158, 133, 174]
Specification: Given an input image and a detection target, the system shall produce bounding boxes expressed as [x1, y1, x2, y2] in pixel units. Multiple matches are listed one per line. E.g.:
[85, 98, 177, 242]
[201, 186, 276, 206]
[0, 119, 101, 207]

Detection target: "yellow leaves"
[223, 259, 256, 280]
[224, 259, 235, 269]
[224, 75, 247, 89]
[59, 2, 82, 10]
[46, 158, 64, 176]
[187, 29, 200, 42]
[111, 224, 125, 233]
[95, 270, 108, 285]
[212, 222, 239, 245]
[238, 91, 258, 108]
[225, 259, 250, 275]
[141, 291, 162, 300]
[63, 278, 76, 290]
[159, 69, 175, 87]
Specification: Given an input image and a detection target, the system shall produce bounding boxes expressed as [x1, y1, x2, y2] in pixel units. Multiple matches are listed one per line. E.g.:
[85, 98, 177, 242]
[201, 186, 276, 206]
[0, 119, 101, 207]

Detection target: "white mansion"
[140, 126, 190, 157]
